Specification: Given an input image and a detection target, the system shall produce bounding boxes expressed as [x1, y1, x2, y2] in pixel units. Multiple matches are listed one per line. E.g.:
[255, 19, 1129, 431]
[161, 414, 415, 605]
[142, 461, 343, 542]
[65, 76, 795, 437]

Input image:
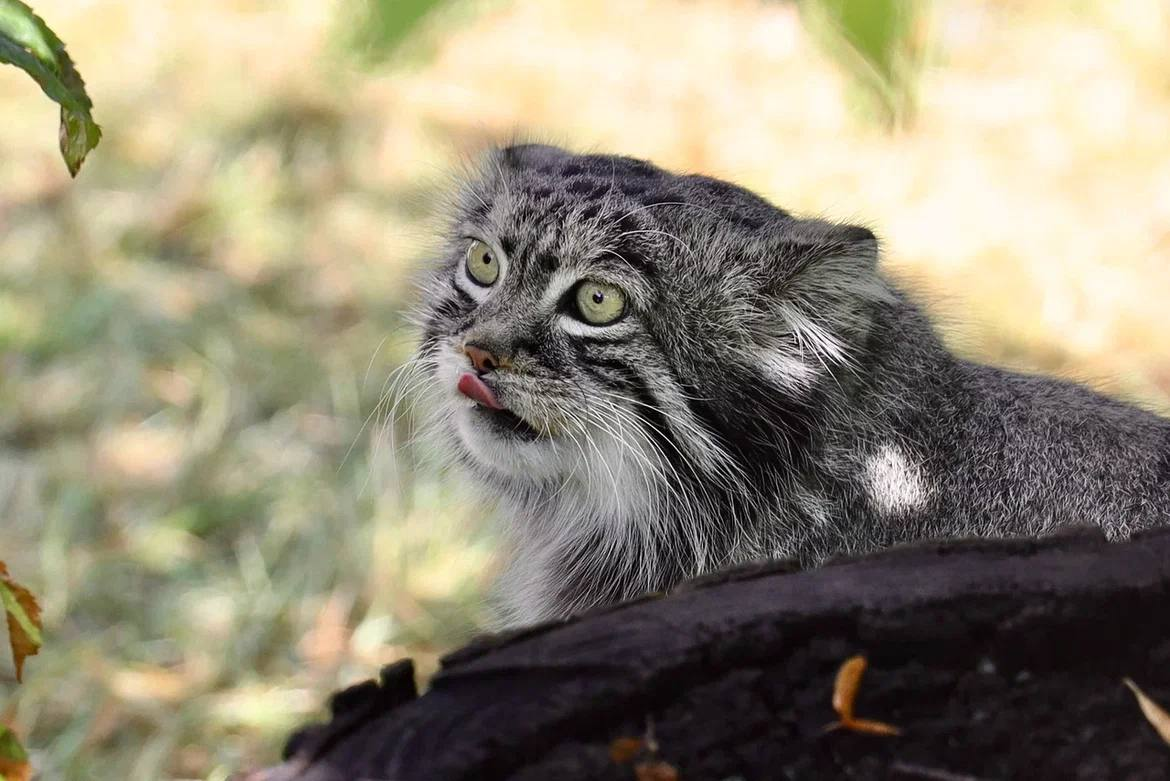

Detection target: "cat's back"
[939, 360, 1170, 536]
[837, 295, 1170, 542]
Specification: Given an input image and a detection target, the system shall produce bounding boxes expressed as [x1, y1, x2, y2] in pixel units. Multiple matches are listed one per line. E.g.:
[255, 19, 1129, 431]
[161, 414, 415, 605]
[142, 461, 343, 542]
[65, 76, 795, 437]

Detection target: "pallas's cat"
[415, 144, 1170, 626]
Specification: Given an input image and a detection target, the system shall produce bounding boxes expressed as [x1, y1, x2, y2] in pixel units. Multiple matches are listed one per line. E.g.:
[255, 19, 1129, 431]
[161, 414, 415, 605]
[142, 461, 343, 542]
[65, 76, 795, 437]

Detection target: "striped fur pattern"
[412, 144, 1170, 626]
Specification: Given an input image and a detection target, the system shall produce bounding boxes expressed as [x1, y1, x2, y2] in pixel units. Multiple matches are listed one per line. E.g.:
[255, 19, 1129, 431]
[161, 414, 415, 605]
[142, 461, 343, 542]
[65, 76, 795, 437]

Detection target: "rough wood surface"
[250, 528, 1170, 780]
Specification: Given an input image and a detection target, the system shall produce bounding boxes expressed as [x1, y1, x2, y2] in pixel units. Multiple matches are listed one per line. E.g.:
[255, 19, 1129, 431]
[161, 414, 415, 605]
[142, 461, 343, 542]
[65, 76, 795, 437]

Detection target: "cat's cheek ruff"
[485, 426, 696, 626]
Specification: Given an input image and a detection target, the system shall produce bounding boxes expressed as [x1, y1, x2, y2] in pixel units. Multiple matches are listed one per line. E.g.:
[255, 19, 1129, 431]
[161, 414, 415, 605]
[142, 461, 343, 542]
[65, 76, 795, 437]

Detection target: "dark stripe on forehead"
[566, 178, 612, 199]
[465, 197, 490, 221]
[601, 244, 655, 276]
[535, 252, 559, 273]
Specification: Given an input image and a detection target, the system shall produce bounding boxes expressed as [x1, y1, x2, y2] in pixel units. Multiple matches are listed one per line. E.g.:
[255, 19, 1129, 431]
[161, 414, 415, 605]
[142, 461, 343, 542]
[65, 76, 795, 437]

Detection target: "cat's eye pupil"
[573, 281, 626, 326]
[466, 240, 499, 286]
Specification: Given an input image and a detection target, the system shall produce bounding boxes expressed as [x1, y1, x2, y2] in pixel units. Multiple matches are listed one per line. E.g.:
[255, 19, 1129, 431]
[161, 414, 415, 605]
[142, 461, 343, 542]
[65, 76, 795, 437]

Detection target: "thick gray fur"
[413, 144, 1170, 626]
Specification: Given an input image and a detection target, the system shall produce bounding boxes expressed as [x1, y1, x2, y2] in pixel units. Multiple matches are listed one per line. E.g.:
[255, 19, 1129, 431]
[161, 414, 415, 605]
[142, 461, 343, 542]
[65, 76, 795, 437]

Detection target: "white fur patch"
[864, 444, 929, 516]
[757, 348, 818, 392]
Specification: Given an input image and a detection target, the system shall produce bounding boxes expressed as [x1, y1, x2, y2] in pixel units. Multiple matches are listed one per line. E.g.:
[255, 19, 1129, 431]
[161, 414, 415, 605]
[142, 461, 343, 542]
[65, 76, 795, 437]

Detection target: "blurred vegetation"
[1, 0, 1169, 779]
[346, 0, 447, 65]
[348, 0, 932, 126]
[801, 0, 930, 127]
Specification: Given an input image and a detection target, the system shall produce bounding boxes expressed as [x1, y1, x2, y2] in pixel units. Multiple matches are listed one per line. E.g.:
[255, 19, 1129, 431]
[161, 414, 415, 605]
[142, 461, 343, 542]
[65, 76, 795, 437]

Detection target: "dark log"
[249, 528, 1170, 780]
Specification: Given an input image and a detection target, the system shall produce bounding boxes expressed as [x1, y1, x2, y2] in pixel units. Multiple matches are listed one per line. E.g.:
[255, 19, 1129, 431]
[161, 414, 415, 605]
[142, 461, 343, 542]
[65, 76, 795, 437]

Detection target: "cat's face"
[417, 145, 880, 497]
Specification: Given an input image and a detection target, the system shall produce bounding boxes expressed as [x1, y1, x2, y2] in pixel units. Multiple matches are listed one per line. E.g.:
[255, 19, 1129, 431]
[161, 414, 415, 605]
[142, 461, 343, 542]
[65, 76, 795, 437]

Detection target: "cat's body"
[416, 144, 1170, 626]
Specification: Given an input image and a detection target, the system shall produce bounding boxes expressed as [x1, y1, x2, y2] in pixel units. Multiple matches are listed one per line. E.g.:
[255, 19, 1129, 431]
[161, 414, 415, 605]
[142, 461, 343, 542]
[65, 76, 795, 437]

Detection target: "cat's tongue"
[457, 372, 504, 410]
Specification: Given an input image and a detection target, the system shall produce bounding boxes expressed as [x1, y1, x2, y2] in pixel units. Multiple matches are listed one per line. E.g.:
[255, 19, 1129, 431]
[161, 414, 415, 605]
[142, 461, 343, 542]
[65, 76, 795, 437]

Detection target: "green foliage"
[347, 0, 448, 65]
[0, 722, 31, 781]
[0, 725, 29, 763]
[801, 0, 929, 128]
[0, 0, 101, 175]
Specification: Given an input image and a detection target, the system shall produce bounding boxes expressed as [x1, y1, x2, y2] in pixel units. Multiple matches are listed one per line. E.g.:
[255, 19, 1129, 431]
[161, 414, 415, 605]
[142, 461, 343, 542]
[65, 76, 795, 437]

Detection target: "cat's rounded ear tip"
[840, 224, 878, 246]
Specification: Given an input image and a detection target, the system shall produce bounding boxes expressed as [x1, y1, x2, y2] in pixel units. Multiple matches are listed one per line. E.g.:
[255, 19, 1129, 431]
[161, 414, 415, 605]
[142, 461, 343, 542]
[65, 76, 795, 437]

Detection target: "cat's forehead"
[515, 151, 666, 194]
[499, 152, 668, 229]
[463, 147, 785, 267]
[458, 156, 650, 271]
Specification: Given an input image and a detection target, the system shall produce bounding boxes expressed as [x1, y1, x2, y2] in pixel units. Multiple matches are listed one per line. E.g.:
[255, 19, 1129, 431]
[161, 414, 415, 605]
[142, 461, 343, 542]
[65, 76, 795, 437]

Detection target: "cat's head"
[416, 144, 887, 501]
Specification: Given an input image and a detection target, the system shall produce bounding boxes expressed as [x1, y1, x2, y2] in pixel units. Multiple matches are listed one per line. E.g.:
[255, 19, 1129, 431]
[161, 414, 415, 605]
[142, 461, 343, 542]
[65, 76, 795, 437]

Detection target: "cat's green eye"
[574, 281, 626, 326]
[465, 240, 499, 286]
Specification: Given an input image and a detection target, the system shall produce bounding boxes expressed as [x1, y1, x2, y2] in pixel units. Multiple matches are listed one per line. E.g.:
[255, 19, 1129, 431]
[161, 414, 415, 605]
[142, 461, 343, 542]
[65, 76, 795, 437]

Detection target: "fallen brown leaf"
[1123, 678, 1170, 745]
[0, 562, 42, 682]
[824, 654, 902, 737]
[609, 736, 645, 763]
[634, 759, 680, 781]
[841, 717, 903, 737]
[833, 655, 866, 722]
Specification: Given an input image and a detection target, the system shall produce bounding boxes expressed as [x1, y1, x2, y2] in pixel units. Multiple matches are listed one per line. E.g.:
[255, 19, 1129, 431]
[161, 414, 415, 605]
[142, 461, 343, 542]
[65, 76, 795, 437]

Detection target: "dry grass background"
[1, 0, 1169, 778]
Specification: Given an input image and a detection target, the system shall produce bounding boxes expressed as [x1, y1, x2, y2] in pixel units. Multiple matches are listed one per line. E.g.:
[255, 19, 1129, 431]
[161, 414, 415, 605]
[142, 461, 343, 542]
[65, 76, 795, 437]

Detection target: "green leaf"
[348, 0, 447, 65]
[0, 0, 101, 175]
[0, 723, 31, 781]
[0, 725, 28, 763]
[801, 0, 929, 129]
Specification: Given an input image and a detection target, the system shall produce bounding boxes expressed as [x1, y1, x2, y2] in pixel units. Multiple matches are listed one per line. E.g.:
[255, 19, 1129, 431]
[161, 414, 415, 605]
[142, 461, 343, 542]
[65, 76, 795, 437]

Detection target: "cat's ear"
[498, 143, 571, 171]
[772, 219, 880, 286]
[756, 219, 891, 387]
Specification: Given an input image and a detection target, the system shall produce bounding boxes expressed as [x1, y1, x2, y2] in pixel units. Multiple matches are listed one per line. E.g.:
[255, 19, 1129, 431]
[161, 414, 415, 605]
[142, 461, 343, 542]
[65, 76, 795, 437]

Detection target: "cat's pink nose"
[457, 372, 504, 409]
[464, 344, 504, 374]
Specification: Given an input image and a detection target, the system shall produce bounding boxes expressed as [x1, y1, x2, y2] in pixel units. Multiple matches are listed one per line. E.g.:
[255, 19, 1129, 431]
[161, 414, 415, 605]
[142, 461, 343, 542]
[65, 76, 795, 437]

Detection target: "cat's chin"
[469, 404, 544, 441]
[454, 404, 565, 481]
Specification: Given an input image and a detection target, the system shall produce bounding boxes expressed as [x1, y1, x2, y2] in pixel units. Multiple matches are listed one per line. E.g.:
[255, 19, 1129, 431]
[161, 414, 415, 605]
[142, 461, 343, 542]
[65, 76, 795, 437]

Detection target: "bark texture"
[250, 527, 1170, 780]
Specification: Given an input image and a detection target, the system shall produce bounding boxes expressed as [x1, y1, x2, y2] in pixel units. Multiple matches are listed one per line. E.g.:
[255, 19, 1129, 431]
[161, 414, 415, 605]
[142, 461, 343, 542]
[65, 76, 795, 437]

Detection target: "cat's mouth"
[458, 372, 544, 441]
[471, 404, 543, 440]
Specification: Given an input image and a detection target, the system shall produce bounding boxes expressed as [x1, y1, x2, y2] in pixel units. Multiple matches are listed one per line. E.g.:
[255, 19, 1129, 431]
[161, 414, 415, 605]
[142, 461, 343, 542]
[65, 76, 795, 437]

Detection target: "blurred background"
[1, 0, 1169, 777]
